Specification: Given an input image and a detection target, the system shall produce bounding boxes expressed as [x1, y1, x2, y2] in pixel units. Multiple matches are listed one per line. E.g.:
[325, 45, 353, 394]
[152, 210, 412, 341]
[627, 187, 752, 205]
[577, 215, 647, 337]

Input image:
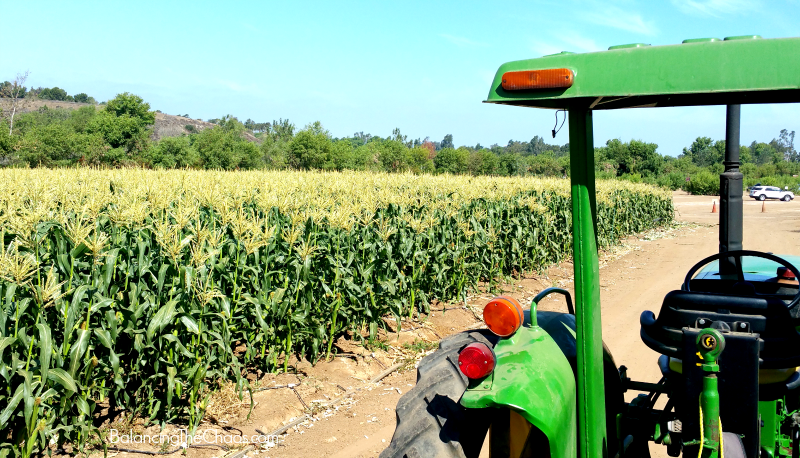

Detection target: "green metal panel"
[460, 325, 577, 457]
[759, 400, 778, 457]
[485, 37, 800, 109]
[569, 107, 607, 458]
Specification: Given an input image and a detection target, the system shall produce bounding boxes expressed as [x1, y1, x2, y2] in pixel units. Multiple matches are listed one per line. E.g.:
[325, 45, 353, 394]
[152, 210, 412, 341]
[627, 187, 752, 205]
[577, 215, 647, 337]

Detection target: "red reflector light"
[458, 342, 496, 379]
[778, 267, 797, 280]
[501, 68, 574, 91]
[483, 296, 524, 337]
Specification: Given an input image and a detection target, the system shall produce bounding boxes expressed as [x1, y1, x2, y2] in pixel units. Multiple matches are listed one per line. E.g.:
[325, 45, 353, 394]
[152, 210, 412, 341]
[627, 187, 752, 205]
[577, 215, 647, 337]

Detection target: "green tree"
[15, 125, 106, 167]
[288, 122, 332, 169]
[38, 87, 69, 101]
[750, 141, 781, 165]
[434, 147, 469, 174]
[104, 92, 156, 125]
[408, 146, 434, 173]
[497, 152, 526, 176]
[261, 136, 290, 169]
[67, 106, 99, 133]
[468, 149, 498, 175]
[235, 141, 261, 169]
[439, 134, 454, 150]
[681, 137, 720, 167]
[772, 129, 797, 162]
[376, 139, 411, 172]
[86, 93, 155, 155]
[87, 112, 149, 151]
[149, 136, 199, 168]
[327, 139, 355, 170]
[527, 151, 564, 176]
[73, 93, 92, 103]
[598, 139, 661, 176]
[739, 144, 753, 164]
[351, 143, 383, 171]
[268, 118, 295, 142]
[193, 116, 261, 170]
[505, 139, 528, 155]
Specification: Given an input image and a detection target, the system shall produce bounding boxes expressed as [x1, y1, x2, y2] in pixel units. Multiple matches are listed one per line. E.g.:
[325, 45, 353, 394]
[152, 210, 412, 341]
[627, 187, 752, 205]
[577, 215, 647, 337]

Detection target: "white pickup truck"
[749, 185, 795, 201]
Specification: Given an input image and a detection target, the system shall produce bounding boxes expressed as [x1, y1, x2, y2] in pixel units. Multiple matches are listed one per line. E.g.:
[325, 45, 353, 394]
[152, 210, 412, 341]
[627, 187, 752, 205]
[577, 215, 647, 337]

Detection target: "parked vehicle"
[749, 185, 795, 201]
[381, 35, 800, 458]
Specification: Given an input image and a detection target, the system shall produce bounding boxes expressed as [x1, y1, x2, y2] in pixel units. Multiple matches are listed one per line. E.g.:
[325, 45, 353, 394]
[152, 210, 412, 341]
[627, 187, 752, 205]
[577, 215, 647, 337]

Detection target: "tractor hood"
[695, 254, 800, 281]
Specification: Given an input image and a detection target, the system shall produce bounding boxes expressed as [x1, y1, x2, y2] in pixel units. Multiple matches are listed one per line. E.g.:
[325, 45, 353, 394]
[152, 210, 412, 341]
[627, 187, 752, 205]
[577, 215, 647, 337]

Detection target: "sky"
[1, 0, 799, 156]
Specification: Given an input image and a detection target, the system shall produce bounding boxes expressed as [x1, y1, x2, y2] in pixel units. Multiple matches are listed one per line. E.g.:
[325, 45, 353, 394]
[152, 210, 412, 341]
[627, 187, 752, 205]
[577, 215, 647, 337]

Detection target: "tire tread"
[380, 331, 494, 458]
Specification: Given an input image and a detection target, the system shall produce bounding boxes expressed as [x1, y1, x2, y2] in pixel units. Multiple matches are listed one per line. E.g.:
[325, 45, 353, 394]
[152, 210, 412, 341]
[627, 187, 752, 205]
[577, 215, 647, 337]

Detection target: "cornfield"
[0, 168, 673, 455]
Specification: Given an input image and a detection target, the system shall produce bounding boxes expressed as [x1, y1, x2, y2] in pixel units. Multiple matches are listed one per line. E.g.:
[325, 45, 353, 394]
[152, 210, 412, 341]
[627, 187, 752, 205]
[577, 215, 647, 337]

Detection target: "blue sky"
[2, 0, 799, 155]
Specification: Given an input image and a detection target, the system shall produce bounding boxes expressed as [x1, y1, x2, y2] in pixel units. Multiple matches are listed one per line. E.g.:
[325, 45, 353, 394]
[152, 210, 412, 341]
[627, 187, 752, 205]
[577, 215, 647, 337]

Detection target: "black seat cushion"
[640, 290, 800, 368]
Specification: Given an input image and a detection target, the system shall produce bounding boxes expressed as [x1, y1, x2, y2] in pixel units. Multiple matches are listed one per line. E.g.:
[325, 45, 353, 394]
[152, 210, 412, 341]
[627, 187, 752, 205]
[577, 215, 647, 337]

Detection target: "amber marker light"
[501, 68, 574, 91]
[483, 296, 524, 337]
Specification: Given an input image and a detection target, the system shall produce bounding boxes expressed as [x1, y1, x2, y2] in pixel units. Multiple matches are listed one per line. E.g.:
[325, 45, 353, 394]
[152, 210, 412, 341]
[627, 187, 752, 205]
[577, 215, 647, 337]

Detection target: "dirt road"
[106, 192, 800, 458]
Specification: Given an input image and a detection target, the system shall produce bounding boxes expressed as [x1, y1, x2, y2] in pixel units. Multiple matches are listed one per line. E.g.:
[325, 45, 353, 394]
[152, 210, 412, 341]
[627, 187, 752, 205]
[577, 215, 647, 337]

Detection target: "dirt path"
[105, 192, 800, 458]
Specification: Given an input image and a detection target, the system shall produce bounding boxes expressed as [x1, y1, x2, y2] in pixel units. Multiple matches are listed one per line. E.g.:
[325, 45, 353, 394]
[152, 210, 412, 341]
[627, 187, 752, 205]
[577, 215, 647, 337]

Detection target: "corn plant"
[0, 168, 673, 456]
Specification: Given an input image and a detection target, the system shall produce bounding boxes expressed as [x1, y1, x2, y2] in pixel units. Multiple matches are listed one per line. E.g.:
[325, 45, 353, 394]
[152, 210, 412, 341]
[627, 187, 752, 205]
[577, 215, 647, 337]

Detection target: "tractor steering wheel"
[683, 250, 800, 311]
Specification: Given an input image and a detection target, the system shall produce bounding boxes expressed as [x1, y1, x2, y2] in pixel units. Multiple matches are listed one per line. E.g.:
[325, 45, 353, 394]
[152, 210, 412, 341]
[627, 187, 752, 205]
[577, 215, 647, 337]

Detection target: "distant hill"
[0, 99, 259, 143]
[152, 112, 259, 142]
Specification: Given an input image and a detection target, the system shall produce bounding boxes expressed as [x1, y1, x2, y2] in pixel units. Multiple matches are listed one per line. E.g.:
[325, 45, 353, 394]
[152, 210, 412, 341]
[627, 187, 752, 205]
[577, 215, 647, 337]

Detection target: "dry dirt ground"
[97, 191, 800, 458]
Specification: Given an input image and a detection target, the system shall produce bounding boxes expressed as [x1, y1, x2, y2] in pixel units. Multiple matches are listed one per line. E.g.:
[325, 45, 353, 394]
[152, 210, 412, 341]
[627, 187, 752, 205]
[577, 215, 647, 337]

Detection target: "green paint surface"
[461, 325, 577, 457]
[569, 107, 607, 458]
[760, 400, 778, 457]
[485, 37, 800, 109]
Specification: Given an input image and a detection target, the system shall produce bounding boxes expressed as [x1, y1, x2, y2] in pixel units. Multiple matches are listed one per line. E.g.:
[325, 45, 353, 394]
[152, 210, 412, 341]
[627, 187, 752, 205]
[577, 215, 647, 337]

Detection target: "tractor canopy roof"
[486, 36, 800, 110]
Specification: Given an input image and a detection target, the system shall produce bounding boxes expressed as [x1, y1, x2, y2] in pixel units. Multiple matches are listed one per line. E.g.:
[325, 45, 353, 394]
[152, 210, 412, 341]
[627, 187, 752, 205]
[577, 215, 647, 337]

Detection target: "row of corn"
[0, 168, 673, 456]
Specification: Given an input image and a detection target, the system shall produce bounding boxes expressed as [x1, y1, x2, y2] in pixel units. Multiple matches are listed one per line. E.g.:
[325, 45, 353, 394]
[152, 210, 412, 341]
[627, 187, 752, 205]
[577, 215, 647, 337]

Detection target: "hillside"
[0, 99, 258, 142]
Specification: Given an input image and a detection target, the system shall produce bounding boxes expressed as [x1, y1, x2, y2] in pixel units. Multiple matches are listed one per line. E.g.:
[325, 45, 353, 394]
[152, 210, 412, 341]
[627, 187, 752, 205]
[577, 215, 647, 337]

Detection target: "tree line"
[1, 81, 96, 104]
[0, 91, 797, 194]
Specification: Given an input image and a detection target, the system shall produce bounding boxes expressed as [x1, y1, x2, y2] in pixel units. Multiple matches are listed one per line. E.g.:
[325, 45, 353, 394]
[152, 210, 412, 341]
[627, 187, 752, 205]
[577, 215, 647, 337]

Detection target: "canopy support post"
[568, 105, 607, 458]
[720, 104, 743, 275]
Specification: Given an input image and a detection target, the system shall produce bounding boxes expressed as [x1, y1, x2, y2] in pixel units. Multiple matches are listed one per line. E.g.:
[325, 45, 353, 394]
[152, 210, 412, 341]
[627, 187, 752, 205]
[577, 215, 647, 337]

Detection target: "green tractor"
[380, 36, 800, 458]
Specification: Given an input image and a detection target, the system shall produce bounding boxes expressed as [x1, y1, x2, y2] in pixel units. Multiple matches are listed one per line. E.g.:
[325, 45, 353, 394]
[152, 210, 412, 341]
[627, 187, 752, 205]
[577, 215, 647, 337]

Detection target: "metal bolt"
[698, 319, 706, 325]
[740, 323, 746, 329]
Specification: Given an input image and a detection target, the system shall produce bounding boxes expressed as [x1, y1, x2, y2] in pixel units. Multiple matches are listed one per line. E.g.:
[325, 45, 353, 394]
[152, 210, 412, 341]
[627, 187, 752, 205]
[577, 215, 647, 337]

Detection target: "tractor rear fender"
[460, 319, 577, 458]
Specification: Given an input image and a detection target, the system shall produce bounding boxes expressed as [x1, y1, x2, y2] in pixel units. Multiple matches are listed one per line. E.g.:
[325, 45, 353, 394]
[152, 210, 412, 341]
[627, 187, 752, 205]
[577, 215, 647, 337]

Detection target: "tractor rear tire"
[379, 330, 498, 458]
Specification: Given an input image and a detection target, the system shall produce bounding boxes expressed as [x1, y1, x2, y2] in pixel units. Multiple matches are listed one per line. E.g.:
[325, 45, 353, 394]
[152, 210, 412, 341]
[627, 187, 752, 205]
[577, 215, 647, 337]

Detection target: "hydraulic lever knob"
[697, 328, 725, 360]
[696, 328, 725, 371]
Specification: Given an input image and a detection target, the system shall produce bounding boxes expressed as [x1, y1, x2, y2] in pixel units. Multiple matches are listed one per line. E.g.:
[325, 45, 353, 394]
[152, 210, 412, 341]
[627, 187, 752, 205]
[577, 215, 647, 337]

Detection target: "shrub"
[655, 172, 686, 190]
[683, 170, 719, 195]
[149, 136, 199, 168]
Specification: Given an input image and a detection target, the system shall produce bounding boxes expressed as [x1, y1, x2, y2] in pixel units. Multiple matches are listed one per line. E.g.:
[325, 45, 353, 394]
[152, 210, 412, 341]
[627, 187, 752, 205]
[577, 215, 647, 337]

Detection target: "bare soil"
[91, 192, 800, 458]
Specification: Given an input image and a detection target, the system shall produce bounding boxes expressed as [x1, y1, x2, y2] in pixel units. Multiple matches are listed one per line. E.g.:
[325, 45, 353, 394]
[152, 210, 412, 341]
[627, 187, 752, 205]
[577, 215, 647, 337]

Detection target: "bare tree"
[1, 70, 30, 135]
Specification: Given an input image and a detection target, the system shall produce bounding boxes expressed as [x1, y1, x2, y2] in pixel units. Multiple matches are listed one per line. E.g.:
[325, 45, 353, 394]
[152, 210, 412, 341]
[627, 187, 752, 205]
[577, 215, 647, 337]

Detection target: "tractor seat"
[640, 290, 800, 369]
